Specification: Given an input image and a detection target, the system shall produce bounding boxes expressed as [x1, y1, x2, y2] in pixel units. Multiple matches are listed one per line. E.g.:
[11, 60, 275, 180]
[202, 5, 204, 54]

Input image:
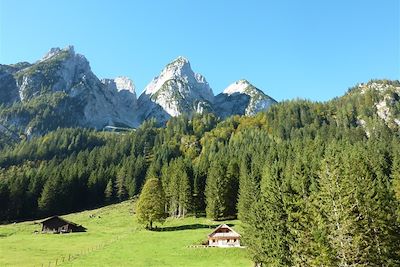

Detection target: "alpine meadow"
[1, 1, 399, 266]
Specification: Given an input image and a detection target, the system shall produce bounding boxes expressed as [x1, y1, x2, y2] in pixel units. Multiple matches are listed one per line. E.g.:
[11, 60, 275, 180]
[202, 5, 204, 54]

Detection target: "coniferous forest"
[1, 80, 400, 266]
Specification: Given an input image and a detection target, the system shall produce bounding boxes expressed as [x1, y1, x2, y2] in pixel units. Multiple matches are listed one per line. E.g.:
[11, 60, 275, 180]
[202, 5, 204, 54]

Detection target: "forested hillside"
[0, 80, 399, 266]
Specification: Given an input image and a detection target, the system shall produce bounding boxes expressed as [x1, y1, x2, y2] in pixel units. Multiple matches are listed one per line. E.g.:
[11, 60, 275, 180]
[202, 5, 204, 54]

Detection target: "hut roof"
[41, 216, 80, 226]
[208, 224, 241, 238]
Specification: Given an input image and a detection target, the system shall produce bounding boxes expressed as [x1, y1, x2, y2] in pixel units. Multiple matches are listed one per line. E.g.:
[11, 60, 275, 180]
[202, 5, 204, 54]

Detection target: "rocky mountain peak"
[223, 79, 252, 95]
[114, 76, 136, 94]
[4, 46, 140, 132]
[15, 45, 90, 102]
[164, 56, 191, 74]
[102, 76, 136, 95]
[144, 56, 212, 99]
[40, 45, 75, 62]
[214, 80, 277, 118]
[138, 56, 214, 122]
[170, 56, 190, 66]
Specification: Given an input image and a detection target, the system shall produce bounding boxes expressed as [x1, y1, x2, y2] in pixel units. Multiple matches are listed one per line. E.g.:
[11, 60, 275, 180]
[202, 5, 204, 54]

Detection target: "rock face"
[0, 46, 278, 135]
[137, 56, 214, 123]
[0, 46, 138, 135]
[214, 79, 277, 118]
[102, 76, 136, 95]
[355, 81, 400, 128]
[0, 69, 19, 105]
[0, 63, 31, 105]
[101, 76, 138, 125]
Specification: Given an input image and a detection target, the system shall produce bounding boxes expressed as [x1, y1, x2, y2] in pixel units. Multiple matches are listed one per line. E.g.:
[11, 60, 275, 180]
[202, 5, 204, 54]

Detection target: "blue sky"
[0, 0, 399, 101]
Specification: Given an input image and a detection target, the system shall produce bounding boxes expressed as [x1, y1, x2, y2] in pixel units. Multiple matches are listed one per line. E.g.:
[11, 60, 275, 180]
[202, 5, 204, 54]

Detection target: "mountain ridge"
[7, 47, 399, 137]
[0, 46, 277, 135]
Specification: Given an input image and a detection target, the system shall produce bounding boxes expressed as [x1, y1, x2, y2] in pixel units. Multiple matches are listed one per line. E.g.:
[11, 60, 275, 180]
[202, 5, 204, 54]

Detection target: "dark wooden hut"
[41, 216, 86, 233]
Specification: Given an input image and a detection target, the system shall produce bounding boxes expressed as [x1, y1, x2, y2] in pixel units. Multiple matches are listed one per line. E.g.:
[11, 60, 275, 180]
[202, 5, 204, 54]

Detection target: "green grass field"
[0, 201, 251, 267]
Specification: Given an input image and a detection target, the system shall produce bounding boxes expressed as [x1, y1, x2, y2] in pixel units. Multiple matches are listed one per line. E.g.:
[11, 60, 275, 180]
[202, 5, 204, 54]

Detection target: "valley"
[0, 201, 250, 267]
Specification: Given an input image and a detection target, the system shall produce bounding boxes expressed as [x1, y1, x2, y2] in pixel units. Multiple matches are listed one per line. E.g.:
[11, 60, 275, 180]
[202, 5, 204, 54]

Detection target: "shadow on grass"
[150, 223, 235, 232]
[0, 232, 15, 238]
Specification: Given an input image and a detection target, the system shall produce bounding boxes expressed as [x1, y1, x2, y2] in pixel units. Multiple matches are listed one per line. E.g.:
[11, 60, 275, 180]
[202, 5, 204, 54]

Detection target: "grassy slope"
[0, 201, 251, 267]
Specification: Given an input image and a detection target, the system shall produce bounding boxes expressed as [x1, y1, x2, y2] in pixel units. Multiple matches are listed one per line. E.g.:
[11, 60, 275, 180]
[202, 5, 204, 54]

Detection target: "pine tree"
[317, 145, 359, 267]
[238, 155, 256, 223]
[350, 144, 400, 266]
[256, 161, 291, 267]
[0, 179, 9, 220]
[296, 194, 334, 267]
[178, 169, 191, 217]
[390, 139, 400, 210]
[283, 141, 326, 267]
[167, 161, 180, 217]
[104, 179, 113, 204]
[38, 175, 63, 215]
[87, 167, 107, 206]
[225, 160, 239, 216]
[161, 158, 192, 217]
[205, 161, 227, 220]
[116, 166, 128, 201]
[192, 155, 209, 214]
[124, 156, 137, 198]
[160, 163, 171, 214]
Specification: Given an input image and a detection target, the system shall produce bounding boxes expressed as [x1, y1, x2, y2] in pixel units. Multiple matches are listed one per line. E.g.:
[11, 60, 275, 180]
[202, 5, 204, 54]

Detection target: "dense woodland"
[0, 80, 400, 266]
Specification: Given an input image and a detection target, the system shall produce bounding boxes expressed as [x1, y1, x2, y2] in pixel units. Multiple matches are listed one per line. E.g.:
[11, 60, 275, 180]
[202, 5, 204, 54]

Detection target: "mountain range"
[0, 46, 276, 136]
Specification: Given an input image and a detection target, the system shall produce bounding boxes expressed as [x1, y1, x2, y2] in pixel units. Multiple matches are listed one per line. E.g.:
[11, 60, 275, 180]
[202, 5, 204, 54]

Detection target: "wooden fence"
[33, 235, 123, 267]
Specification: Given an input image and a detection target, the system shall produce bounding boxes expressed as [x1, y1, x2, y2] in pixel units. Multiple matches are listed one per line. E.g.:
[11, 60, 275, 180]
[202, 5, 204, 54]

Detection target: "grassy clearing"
[0, 201, 251, 267]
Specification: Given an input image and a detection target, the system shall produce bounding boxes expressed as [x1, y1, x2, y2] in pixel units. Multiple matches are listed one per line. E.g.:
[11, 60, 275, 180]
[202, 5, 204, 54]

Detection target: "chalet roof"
[41, 216, 80, 227]
[208, 224, 241, 238]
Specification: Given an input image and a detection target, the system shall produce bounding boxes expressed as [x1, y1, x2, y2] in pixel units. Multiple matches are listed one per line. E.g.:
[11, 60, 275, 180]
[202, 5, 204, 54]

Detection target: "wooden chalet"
[41, 216, 86, 233]
[208, 224, 241, 247]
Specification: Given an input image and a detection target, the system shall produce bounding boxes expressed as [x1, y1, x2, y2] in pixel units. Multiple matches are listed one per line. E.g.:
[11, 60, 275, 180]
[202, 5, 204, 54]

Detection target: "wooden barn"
[41, 216, 86, 233]
[208, 224, 241, 247]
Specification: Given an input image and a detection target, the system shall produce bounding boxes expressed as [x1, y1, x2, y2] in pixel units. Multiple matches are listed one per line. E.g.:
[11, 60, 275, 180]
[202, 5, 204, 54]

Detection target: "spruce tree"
[161, 158, 192, 217]
[238, 154, 256, 223]
[167, 161, 180, 217]
[317, 145, 359, 267]
[257, 162, 291, 267]
[38, 175, 63, 215]
[390, 139, 400, 213]
[116, 166, 128, 201]
[350, 144, 400, 266]
[225, 160, 239, 216]
[104, 179, 113, 204]
[205, 161, 227, 220]
[178, 168, 191, 217]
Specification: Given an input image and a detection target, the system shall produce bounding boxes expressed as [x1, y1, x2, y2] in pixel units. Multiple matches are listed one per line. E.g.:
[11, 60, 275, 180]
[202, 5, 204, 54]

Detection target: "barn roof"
[208, 224, 241, 238]
[40, 216, 80, 227]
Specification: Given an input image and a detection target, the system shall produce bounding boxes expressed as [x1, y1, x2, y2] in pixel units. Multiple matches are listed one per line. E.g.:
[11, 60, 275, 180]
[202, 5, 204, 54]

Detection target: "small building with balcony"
[208, 224, 241, 247]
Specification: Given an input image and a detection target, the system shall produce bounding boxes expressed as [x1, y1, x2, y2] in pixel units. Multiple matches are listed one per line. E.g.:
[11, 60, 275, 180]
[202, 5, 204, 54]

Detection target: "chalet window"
[234, 239, 236, 242]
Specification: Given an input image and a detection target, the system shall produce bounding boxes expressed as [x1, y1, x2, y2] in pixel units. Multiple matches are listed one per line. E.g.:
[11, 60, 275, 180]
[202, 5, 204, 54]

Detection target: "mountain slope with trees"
[0, 79, 399, 266]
